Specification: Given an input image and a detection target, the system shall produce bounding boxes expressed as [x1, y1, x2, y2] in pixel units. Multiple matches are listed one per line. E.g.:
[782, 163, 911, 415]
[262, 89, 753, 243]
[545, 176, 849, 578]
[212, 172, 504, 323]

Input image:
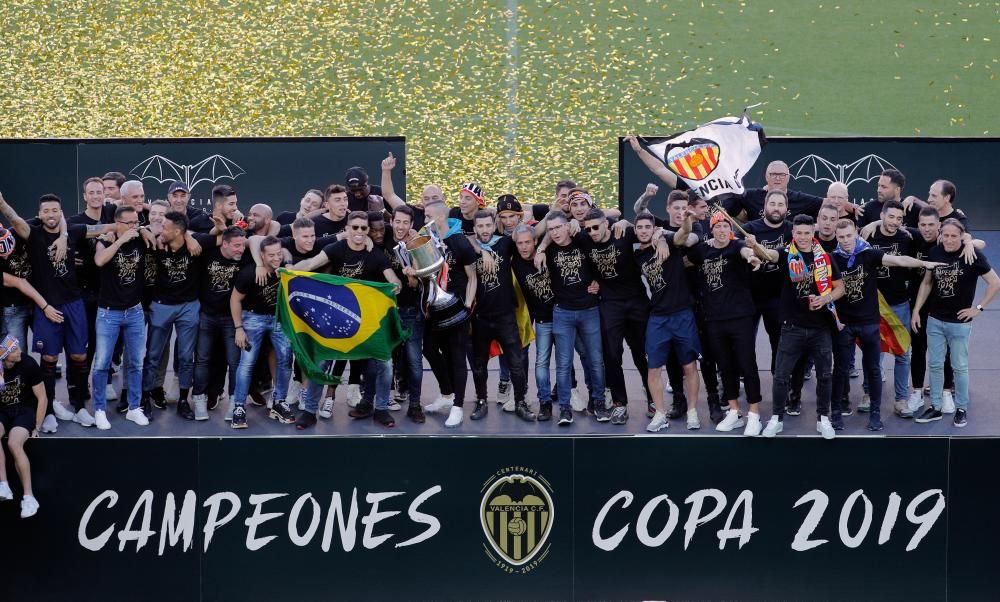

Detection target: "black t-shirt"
[0, 355, 42, 408]
[448, 207, 477, 236]
[868, 227, 914, 306]
[635, 238, 691, 315]
[817, 235, 838, 254]
[198, 236, 250, 315]
[830, 248, 886, 325]
[26, 224, 86, 306]
[68, 207, 117, 295]
[908, 228, 938, 303]
[234, 265, 280, 316]
[741, 219, 792, 301]
[938, 208, 969, 231]
[587, 229, 646, 303]
[322, 239, 390, 282]
[545, 233, 599, 310]
[926, 245, 992, 323]
[312, 214, 349, 238]
[776, 248, 843, 329]
[188, 212, 218, 234]
[440, 234, 478, 301]
[532, 204, 551, 223]
[722, 188, 824, 221]
[857, 199, 921, 228]
[275, 211, 298, 226]
[381, 237, 419, 308]
[151, 241, 200, 305]
[348, 192, 387, 214]
[512, 254, 555, 322]
[0, 233, 32, 307]
[280, 235, 331, 264]
[475, 236, 517, 316]
[686, 240, 754, 321]
[96, 237, 146, 309]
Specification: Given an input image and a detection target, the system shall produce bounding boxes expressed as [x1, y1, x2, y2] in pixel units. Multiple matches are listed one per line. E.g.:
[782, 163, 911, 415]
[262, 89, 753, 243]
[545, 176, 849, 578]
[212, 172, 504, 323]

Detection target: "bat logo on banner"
[128, 154, 246, 191]
[480, 470, 555, 571]
[787, 154, 898, 187]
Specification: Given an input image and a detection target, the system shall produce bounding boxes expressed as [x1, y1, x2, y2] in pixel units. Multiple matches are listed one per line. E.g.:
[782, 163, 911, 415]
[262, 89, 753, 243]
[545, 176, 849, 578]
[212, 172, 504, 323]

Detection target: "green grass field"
[0, 0, 997, 205]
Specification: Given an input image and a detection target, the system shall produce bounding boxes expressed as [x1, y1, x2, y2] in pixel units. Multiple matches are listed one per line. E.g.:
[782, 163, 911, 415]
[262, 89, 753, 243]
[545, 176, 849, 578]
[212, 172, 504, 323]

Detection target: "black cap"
[496, 194, 522, 215]
[167, 180, 189, 194]
[345, 167, 368, 186]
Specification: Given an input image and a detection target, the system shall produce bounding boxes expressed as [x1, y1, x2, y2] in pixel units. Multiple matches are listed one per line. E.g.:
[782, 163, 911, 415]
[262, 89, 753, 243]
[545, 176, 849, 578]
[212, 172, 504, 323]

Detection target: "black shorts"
[0, 404, 34, 434]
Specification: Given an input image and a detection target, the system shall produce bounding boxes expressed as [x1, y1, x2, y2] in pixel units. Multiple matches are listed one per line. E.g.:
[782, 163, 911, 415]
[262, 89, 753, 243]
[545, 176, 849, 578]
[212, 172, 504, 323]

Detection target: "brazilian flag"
[276, 268, 409, 385]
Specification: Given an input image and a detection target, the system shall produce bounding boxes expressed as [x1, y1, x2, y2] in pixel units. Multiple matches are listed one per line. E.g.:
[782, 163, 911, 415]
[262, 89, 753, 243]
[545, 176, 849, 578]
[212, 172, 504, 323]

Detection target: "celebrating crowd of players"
[0, 148, 998, 518]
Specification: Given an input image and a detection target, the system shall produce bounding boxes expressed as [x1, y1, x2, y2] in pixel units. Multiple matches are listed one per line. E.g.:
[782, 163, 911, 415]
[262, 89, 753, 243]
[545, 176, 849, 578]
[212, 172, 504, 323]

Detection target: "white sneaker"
[424, 394, 455, 413]
[743, 412, 762, 437]
[0, 481, 12, 501]
[286, 380, 301, 405]
[666, 382, 673, 394]
[444, 405, 463, 427]
[52, 400, 75, 421]
[646, 410, 669, 432]
[346, 384, 362, 408]
[73, 408, 96, 427]
[816, 416, 836, 440]
[604, 388, 613, 410]
[497, 380, 512, 405]
[94, 410, 111, 430]
[906, 390, 924, 416]
[193, 395, 209, 421]
[942, 390, 956, 414]
[318, 397, 334, 419]
[570, 388, 588, 412]
[387, 400, 402, 411]
[686, 408, 701, 430]
[20, 495, 39, 518]
[716, 409, 745, 432]
[501, 398, 515, 412]
[858, 394, 871, 412]
[126, 408, 149, 426]
[40, 414, 58, 433]
[762, 416, 783, 438]
[105, 384, 119, 401]
[224, 403, 234, 421]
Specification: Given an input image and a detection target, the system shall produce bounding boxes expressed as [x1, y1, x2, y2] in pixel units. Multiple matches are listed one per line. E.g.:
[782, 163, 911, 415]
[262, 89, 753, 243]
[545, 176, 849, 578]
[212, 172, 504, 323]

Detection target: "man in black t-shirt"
[189, 184, 239, 234]
[229, 236, 296, 430]
[448, 183, 484, 236]
[166, 180, 207, 223]
[275, 189, 325, 226]
[857, 169, 920, 229]
[912, 219, 1000, 428]
[831, 219, 942, 431]
[91, 206, 149, 430]
[467, 211, 534, 422]
[307, 184, 351, 240]
[0, 192, 114, 428]
[345, 166, 388, 214]
[0, 337, 46, 518]
[0, 229, 34, 357]
[751, 215, 845, 439]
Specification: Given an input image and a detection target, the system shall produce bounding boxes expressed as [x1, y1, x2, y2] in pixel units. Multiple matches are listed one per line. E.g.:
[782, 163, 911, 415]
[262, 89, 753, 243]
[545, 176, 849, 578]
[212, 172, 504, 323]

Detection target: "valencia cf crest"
[480, 470, 554, 572]
[665, 138, 721, 180]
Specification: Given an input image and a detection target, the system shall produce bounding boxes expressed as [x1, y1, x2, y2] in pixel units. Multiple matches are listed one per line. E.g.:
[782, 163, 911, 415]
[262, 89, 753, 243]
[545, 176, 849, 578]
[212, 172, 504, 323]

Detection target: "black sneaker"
[176, 400, 195, 421]
[841, 403, 854, 417]
[610, 404, 628, 425]
[295, 410, 317, 430]
[269, 401, 296, 424]
[538, 402, 553, 422]
[407, 405, 426, 424]
[150, 387, 167, 410]
[709, 404, 725, 425]
[231, 406, 248, 429]
[374, 409, 395, 427]
[140, 393, 154, 422]
[116, 397, 129, 414]
[786, 398, 802, 416]
[590, 401, 611, 422]
[207, 394, 220, 411]
[646, 400, 655, 419]
[915, 407, 943, 423]
[558, 406, 574, 426]
[348, 401, 374, 419]
[515, 401, 536, 422]
[668, 396, 686, 420]
[867, 417, 885, 431]
[953, 409, 968, 428]
[831, 412, 845, 431]
[470, 399, 489, 420]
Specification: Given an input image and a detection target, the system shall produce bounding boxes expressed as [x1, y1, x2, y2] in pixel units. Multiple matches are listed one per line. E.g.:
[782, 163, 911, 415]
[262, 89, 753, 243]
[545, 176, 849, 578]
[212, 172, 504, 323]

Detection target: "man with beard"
[857, 169, 919, 228]
[190, 185, 239, 234]
[166, 181, 206, 222]
[243, 204, 282, 237]
[344, 166, 387, 214]
[466, 210, 534, 422]
[751, 215, 845, 439]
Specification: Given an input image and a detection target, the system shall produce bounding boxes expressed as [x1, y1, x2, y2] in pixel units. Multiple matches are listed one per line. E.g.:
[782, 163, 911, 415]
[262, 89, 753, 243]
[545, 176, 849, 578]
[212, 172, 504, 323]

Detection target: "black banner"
[619, 137, 1000, 229]
[0, 436, 994, 600]
[0, 137, 405, 217]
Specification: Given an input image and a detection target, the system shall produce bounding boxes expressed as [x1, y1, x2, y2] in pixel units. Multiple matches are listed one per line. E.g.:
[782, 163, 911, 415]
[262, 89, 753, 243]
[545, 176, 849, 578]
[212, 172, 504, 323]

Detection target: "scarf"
[832, 238, 871, 269]
[788, 238, 844, 330]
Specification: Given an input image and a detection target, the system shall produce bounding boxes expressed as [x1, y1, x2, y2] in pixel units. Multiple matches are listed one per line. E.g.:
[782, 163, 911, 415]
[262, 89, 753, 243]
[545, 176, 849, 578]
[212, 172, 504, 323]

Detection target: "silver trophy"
[397, 233, 470, 331]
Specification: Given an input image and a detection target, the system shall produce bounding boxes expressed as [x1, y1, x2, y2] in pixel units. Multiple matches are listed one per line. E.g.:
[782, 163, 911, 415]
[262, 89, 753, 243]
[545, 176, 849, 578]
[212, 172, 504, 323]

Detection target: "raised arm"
[634, 183, 659, 216]
[380, 152, 406, 210]
[0, 192, 31, 239]
[625, 136, 678, 188]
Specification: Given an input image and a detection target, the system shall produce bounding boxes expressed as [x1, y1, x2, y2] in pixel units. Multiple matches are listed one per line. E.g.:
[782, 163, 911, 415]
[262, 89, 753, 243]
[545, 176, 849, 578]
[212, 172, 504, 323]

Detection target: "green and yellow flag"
[276, 268, 408, 385]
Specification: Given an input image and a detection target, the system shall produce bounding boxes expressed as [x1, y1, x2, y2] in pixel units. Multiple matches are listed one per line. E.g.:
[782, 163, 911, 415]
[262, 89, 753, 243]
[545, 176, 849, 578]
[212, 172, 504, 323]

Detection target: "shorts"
[0, 403, 34, 433]
[645, 308, 701, 368]
[33, 298, 88, 357]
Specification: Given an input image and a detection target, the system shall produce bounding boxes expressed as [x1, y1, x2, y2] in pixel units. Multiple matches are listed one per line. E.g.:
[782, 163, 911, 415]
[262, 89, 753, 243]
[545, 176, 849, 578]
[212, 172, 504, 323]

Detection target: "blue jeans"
[232, 312, 292, 407]
[142, 300, 199, 393]
[92, 304, 146, 411]
[1, 304, 30, 355]
[398, 306, 424, 407]
[885, 301, 912, 402]
[362, 358, 392, 410]
[534, 321, 553, 403]
[832, 322, 881, 416]
[194, 312, 240, 397]
[300, 360, 333, 414]
[553, 306, 605, 408]
[927, 317, 971, 411]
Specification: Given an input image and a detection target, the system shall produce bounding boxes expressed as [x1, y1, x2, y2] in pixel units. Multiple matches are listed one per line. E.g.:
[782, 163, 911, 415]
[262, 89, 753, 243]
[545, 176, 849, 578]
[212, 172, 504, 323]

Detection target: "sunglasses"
[350, 224, 369, 231]
[584, 224, 602, 233]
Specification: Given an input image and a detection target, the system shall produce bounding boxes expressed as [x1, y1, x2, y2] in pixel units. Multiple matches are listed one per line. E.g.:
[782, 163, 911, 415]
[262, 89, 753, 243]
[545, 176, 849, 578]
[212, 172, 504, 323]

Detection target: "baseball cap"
[496, 194, 522, 215]
[460, 183, 485, 208]
[167, 180, 189, 194]
[345, 167, 369, 186]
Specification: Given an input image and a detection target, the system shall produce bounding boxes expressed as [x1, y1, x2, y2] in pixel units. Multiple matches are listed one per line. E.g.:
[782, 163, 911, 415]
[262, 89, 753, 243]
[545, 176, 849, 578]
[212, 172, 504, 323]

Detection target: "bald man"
[245, 203, 280, 237]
